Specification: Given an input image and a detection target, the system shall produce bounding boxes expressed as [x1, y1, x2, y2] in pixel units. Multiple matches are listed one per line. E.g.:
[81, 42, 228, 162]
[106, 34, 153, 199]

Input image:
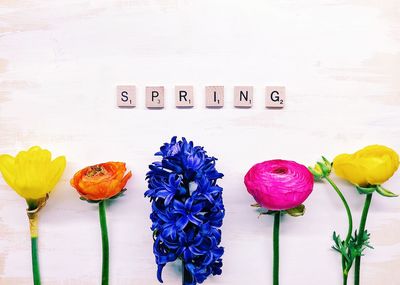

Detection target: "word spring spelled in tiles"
[116, 86, 285, 109]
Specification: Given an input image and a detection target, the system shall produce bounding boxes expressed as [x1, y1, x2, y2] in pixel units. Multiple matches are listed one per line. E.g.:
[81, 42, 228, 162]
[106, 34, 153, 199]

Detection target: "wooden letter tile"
[205, 86, 224, 108]
[175, 86, 194, 107]
[234, 86, 253, 108]
[116, 85, 136, 107]
[265, 86, 285, 108]
[146, 86, 164, 108]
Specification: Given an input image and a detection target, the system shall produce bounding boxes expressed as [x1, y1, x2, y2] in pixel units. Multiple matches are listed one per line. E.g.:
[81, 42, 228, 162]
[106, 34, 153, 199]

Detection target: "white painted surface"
[0, 1, 399, 284]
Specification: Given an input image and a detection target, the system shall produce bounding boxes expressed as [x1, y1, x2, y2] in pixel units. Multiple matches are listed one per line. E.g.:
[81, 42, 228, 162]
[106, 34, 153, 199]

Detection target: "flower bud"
[308, 156, 332, 181]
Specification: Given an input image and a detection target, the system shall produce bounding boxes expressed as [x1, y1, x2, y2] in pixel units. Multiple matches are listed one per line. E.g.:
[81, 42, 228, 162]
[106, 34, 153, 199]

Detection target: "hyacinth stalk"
[145, 137, 225, 285]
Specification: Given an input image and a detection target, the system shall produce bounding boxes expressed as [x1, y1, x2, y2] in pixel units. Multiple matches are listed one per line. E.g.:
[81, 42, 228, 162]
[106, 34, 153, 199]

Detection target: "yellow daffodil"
[0, 146, 66, 285]
[333, 145, 399, 187]
[0, 146, 66, 201]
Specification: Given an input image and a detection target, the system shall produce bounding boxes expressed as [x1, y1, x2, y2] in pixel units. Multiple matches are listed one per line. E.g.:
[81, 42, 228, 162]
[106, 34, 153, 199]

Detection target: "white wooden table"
[0, 1, 399, 284]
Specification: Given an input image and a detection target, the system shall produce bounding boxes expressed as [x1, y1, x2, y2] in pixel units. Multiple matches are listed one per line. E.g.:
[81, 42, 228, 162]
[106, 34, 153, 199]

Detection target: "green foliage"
[254, 204, 306, 218]
[356, 184, 398, 197]
[376, 185, 398, 197]
[285, 204, 305, 217]
[332, 230, 373, 275]
[79, 188, 127, 203]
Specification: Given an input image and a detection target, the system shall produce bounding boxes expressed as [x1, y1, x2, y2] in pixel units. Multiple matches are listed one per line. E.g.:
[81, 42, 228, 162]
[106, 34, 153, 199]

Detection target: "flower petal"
[0, 154, 16, 190]
[47, 155, 66, 191]
[14, 147, 52, 199]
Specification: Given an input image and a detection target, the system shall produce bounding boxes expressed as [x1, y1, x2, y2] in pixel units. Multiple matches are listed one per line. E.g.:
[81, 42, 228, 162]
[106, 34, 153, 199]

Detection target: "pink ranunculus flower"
[244, 159, 314, 210]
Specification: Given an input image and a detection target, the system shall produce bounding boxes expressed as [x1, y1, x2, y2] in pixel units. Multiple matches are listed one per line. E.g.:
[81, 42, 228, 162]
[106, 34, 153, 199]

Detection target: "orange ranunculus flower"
[70, 162, 132, 201]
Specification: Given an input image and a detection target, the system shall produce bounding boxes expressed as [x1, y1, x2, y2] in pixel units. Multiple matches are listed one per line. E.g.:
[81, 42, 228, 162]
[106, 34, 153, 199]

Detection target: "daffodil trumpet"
[70, 162, 132, 285]
[309, 157, 353, 285]
[333, 145, 399, 285]
[0, 146, 66, 285]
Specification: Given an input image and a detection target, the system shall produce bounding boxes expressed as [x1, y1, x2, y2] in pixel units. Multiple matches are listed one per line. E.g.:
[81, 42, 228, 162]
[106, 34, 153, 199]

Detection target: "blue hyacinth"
[145, 137, 225, 285]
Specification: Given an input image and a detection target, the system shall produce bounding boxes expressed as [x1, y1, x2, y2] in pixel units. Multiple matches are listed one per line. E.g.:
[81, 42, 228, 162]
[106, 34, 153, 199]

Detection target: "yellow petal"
[355, 145, 399, 184]
[28, 146, 43, 152]
[333, 154, 368, 186]
[384, 147, 400, 173]
[337, 161, 368, 186]
[46, 156, 66, 191]
[0, 154, 17, 190]
[355, 145, 395, 158]
[334, 145, 399, 187]
[333, 154, 351, 177]
[364, 155, 397, 185]
[313, 163, 323, 175]
[0, 146, 67, 200]
[14, 147, 52, 199]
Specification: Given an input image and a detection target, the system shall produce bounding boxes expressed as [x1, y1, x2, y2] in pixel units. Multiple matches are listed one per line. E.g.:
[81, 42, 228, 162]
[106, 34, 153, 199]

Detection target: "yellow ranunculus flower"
[333, 145, 399, 186]
[0, 146, 66, 201]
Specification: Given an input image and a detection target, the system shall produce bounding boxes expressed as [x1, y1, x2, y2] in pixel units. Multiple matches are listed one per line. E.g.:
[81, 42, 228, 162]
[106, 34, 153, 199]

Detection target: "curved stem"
[182, 260, 191, 285]
[354, 193, 372, 285]
[325, 176, 353, 243]
[99, 200, 109, 285]
[29, 213, 41, 285]
[273, 212, 280, 285]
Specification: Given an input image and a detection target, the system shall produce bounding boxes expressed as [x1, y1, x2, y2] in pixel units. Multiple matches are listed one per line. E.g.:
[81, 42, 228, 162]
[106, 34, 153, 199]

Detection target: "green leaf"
[321, 156, 331, 168]
[352, 230, 373, 257]
[79, 196, 101, 204]
[376, 185, 398, 197]
[317, 162, 329, 174]
[286, 204, 305, 217]
[251, 203, 261, 207]
[356, 185, 376, 195]
[258, 210, 278, 217]
[307, 166, 323, 181]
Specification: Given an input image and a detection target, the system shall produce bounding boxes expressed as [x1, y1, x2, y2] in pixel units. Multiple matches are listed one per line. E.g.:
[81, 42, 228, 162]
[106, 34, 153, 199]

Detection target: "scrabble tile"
[234, 86, 253, 108]
[116, 85, 136, 107]
[265, 86, 285, 108]
[146, 86, 164, 108]
[205, 86, 224, 108]
[175, 86, 194, 107]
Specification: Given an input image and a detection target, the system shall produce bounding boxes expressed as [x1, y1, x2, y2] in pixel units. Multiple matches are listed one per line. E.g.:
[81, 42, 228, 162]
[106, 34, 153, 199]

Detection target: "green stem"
[343, 268, 348, 285]
[325, 176, 353, 243]
[354, 193, 373, 285]
[325, 176, 352, 285]
[28, 212, 40, 285]
[273, 212, 280, 285]
[99, 200, 109, 285]
[342, 256, 348, 285]
[182, 260, 191, 285]
[31, 237, 41, 285]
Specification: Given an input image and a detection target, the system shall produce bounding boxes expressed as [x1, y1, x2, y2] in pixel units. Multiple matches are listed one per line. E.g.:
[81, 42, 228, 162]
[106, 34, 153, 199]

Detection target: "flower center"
[86, 165, 106, 177]
[273, 167, 288, 175]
